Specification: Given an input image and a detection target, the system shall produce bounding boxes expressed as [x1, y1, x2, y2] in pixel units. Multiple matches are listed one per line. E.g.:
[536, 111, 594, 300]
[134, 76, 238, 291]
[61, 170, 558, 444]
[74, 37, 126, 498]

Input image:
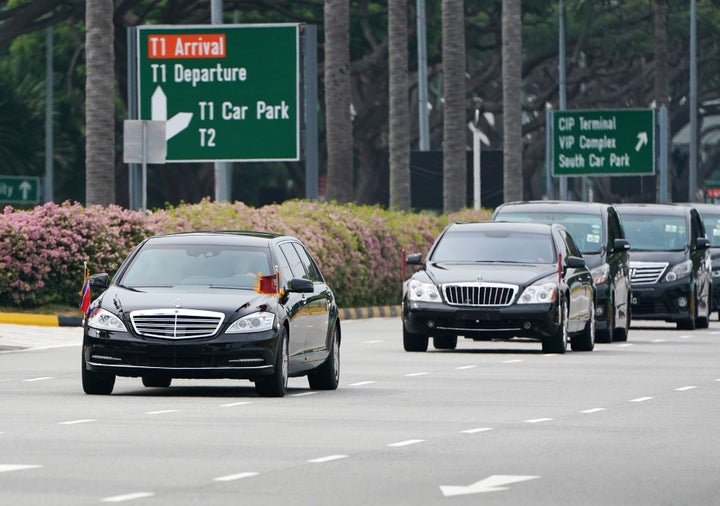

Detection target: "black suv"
[492, 201, 631, 342]
[615, 204, 711, 329]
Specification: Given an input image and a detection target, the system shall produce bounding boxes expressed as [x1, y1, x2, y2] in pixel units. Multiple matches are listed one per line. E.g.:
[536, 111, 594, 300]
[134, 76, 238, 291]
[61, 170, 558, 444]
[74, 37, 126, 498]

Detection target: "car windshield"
[431, 230, 556, 264]
[620, 214, 687, 251]
[495, 210, 603, 254]
[120, 243, 273, 288]
[700, 214, 720, 247]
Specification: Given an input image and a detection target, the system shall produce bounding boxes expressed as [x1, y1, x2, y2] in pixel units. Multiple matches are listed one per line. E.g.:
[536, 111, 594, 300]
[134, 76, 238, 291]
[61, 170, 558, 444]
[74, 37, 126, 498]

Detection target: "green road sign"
[0, 176, 40, 204]
[552, 109, 655, 176]
[136, 24, 300, 162]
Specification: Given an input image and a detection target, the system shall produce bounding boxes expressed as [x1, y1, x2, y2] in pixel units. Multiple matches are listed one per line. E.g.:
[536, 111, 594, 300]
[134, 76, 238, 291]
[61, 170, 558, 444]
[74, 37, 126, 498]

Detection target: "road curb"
[340, 306, 402, 320]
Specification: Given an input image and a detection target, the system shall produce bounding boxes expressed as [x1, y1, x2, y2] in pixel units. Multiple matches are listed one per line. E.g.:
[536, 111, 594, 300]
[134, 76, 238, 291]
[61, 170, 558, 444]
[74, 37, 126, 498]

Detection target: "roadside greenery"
[0, 200, 491, 310]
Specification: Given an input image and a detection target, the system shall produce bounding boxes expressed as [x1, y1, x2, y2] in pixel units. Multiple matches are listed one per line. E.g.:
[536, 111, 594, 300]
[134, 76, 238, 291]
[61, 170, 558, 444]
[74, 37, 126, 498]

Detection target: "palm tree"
[442, 0, 466, 212]
[324, 0, 354, 203]
[502, 0, 522, 203]
[389, 0, 411, 210]
[654, 0, 669, 203]
[84, 0, 115, 205]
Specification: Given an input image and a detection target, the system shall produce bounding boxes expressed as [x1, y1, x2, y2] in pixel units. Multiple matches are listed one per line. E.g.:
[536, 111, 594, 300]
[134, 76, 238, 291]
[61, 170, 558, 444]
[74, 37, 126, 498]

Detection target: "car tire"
[308, 324, 340, 390]
[678, 291, 698, 330]
[433, 336, 457, 350]
[142, 375, 172, 388]
[543, 300, 568, 354]
[255, 327, 289, 397]
[571, 303, 595, 352]
[403, 326, 428, 352]
[82, 355, 115, 395]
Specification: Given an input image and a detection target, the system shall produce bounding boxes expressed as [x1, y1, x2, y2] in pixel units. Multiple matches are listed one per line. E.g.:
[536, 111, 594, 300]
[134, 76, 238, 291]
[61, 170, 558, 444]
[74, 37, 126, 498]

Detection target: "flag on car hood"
[79, 263, 91, 316]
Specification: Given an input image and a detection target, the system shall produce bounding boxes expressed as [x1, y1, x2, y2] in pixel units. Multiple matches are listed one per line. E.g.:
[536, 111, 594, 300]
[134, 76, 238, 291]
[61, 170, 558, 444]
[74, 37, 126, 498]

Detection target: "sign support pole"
[211, 0, 232, 202]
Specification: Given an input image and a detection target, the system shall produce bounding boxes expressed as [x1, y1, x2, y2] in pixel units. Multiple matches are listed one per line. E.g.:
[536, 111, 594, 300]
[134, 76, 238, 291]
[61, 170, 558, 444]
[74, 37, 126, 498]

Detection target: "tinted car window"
[432, 230, 556, 264]
[700, 213, 720, 247]
[292, 243, 324, 282]
[493, 211, 603, 254]
[620, 214, 687, 251]
[279, 242, 307, 278]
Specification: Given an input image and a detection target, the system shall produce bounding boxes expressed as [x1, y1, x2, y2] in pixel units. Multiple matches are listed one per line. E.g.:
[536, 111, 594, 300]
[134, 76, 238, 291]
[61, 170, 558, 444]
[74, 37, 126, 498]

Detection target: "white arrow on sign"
[19, 180, 32, 200]
[635, 131, 648, 151]
[440, 475, 540, 497]
[151, 86, 193, 140]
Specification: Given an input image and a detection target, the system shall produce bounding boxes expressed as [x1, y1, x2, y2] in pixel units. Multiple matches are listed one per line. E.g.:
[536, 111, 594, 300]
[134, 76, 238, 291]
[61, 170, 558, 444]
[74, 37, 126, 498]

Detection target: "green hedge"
[0, 200, 491, 309]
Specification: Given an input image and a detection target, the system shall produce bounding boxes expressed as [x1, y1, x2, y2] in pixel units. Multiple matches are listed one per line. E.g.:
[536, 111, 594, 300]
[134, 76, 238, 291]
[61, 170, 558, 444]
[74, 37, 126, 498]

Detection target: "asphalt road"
[1, 319, 719, 505]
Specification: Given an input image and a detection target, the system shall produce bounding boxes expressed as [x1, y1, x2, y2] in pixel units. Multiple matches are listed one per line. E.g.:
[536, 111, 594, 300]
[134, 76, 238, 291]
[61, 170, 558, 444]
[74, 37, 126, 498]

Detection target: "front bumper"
[83, 326, 280, 379]
[402, 300, 560, 340]
[630, 278, 693, 322]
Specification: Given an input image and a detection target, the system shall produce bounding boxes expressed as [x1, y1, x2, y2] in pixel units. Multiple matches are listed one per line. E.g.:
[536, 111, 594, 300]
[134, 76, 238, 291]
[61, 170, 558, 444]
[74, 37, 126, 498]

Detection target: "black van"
[615, 204, 711, 329]
[492, 201, 631, 342]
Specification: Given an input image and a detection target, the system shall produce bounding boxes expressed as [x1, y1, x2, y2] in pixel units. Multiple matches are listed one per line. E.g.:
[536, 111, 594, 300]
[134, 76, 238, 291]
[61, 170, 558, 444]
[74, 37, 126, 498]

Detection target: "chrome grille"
[130, 309, 224, 339]
[629, 262, 668, 285]
[443, 283, 516, 307]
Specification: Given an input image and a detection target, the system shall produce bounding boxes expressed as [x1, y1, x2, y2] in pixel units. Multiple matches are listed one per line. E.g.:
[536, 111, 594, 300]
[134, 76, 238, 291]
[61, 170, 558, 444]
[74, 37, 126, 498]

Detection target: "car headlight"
[87, 308, 127, 332]
[590, 264, 609, 285]
[518, 281, 558, 304]
[227, 312, 276, 333]
[406, 279, 441, 302]
[664, 260, 692, 282]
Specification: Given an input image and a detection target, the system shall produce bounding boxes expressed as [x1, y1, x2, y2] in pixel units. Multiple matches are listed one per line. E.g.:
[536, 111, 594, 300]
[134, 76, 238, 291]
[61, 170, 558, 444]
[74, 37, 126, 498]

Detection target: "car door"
[690, 210, 711, 316]
[558, 228, 594, 333]
[276, 242, 310, 370]
[607, 207, 631, 327]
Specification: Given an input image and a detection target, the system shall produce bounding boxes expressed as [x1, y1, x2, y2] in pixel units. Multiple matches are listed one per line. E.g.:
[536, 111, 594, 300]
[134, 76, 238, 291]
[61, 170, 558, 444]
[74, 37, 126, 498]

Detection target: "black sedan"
[82, 231, 340, 397]
[402, 222, 595, 354]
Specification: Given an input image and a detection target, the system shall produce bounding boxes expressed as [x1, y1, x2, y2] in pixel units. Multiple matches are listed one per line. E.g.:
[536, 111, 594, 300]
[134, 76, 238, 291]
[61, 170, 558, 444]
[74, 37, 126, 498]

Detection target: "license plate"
[457, 310, 498, 321]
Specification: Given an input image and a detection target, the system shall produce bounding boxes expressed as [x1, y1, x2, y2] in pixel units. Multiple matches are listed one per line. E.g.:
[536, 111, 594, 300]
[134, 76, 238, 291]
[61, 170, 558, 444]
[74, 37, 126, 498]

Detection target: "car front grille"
[443, 283, 517, 307]
[629, 262, 668, 285]
[130, 309, 225, 339]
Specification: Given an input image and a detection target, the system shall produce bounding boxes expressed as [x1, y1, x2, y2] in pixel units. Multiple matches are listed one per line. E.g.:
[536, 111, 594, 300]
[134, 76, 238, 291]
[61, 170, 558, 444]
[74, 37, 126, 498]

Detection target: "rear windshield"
[619, 214, 687, 251]
[700, 214, 720, 247]
[494, 211, 602, 254]
[431, 230, 556, 264]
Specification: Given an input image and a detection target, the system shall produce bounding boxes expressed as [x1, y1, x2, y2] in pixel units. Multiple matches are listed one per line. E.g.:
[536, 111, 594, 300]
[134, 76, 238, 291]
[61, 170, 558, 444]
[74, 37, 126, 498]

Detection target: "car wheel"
[255, 327, 289, 397]
[677, 291, 698, 330]
[142, 375, 172, 388]
[403, 325, 428, 352]
[543, 300, 568, 354]
[433, 336, 457, 350]
[82, 354, 115, 395]
[571, 303, 595, 352]
[308, 324, 340, 390]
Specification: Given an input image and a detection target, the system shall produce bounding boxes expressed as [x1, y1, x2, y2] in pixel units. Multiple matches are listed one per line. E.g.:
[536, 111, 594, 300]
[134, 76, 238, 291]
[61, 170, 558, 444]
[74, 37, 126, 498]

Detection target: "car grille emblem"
[175, 297, 182, 308]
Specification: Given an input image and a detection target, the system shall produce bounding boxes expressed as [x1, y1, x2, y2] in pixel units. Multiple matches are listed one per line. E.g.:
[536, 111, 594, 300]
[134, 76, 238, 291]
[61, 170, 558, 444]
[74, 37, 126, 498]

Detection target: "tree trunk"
[85, 0, 115, 206]
[442, 0, 466, 212]
[502, 0, 522, 203]
[389, 0, 411, 210]
[654, 0, 669, 203]
[324, 0, 354, 203]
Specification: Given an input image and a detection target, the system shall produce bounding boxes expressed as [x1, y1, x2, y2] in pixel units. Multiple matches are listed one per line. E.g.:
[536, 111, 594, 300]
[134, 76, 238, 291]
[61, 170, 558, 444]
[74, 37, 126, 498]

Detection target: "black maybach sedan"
[82, 231, 341, 397]
[402, 222, 596, 354]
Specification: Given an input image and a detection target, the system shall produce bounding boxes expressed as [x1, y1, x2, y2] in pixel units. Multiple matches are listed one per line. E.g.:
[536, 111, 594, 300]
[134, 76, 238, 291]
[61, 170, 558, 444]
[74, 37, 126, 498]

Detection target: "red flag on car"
[254, 271, 279, 296]
[79, 263, 91, 316]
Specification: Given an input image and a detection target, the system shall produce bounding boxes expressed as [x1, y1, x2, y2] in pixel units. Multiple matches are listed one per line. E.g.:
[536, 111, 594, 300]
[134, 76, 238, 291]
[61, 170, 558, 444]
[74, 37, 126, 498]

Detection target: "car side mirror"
[612, 238, 631, 252]
[696, 237, 710, 250]
[566, 256, 586, 269]
[89, 273, 110, 289]
[405, 253, 423, 265]
[287, 278, 314, 293]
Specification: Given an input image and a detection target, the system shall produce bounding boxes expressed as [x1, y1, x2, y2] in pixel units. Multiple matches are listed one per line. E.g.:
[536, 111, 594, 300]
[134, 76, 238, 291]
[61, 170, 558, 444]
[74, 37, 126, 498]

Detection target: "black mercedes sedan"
[82, 231, 340, 397]
[402, 222, 595, 354]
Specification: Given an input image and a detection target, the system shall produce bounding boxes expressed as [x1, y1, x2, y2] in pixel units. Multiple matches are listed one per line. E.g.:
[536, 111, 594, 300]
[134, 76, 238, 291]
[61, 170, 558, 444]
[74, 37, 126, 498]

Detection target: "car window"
[619, 214, 687, 251]
[279, 242, 307, 278]
[120, 244, 272, 288]
[700, 213, 720, 247]
[494, 210, 603, 255]
[431, 230, 556, 264]
[292, 243, 324, 282]
[559, 228, 583, 258]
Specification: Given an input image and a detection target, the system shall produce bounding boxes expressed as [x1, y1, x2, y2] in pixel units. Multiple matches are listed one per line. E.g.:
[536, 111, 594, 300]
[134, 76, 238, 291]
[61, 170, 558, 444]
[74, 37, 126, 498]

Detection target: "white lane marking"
[461, 428, 494, 434]
[581, 408, 606, 414]
[0, 464, 43, 473]
[710, 332, 720, 335]
[348, 381, 376, 386]
[290, 392, 318, 397]
[22, 377, 54, 382]
[58, 419, 97, 425]
[213, 472, 259, 482]
[542, 353, 558, 357]
[455, 365, 477, 370]
[387, 439, 425, 447]
[308, 455, 348, 463]
[363, 340, 383, 344]
[652, 339, 666, 343]
[630, 397, 654, 402]
[101, 492, 155, 503]
[405, 372, 429, 377]
[675, 386, 697, 391]
[679, 335, 691, 339]
[715, 379, 720, 382]
[441, 475, 541, 497]
[502, 359, 523, 364]
[617, 343, 633, 348]
[525, 418, 553, 423]
[144, 410, 179, 415]
[220, 401, 253, 407]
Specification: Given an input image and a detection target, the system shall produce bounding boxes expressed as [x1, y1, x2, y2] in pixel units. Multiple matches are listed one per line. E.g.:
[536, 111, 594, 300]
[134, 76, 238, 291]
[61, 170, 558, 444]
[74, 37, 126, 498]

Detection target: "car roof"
[448, 221, 556, 234]
[494, 200, 611, 215]
[144, 231, 292, 247]
[614, 203, 690, 217]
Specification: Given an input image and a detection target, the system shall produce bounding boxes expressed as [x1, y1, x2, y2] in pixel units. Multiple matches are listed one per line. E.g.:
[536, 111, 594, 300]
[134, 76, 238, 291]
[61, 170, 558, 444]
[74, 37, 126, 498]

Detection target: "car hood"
[94, 285, 274, 317]
[627, 250, 688, 264]
[421, 262, 557, 288]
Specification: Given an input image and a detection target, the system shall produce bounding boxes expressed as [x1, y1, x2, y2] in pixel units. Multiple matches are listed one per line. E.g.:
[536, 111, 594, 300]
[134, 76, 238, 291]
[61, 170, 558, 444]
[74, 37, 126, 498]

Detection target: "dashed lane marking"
[22, 377, 54, 382]
[290, 392, 318, 397]
[461, 428, 494, 434]
[630, 397, 654, 402]
[58, 419, 97, 425]
[101, 492, 155, 503]
[348, 381, 376, 386]
[213, 472, 259, 482]
[455, 365, 477, 370]
[0, 464, 43, 473]
[308, 455, 348, 463]
[144, 410, 179, 415]
[675, 386, 698, 391]
[220, 401, 253, 407]
[405, 372, 429, 377]
[525, 418, 553, 423]
[387, 439, 425, 447]
[581, 408, 606, 414]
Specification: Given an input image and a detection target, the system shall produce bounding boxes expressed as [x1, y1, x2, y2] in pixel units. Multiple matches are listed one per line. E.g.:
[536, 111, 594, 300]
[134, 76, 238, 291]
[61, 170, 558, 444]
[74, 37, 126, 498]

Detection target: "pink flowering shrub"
[0, 200, 491, 308]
